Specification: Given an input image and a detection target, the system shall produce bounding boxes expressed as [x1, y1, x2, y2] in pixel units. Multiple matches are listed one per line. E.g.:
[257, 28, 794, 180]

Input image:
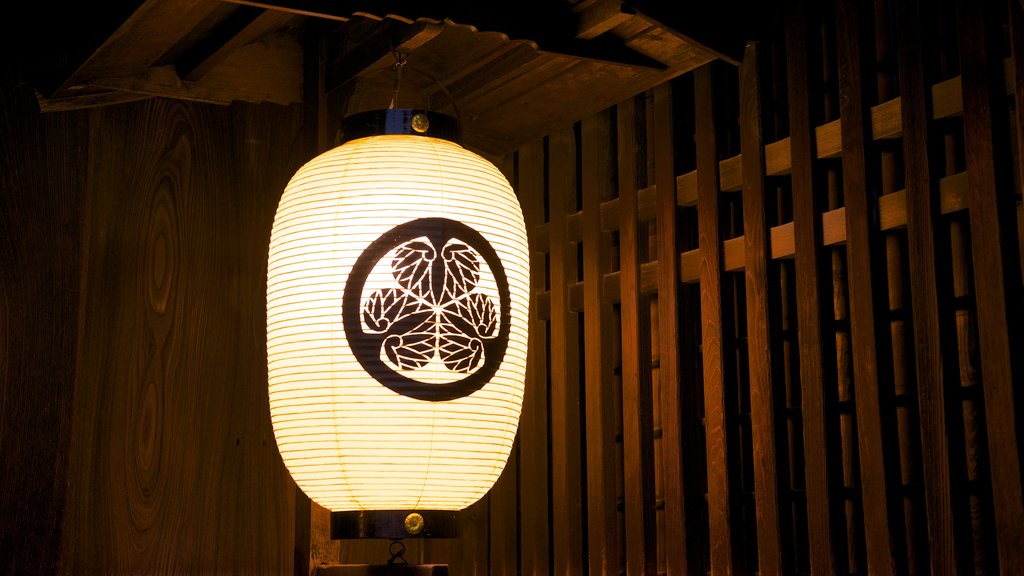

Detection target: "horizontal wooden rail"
[543, 171, 969, 316]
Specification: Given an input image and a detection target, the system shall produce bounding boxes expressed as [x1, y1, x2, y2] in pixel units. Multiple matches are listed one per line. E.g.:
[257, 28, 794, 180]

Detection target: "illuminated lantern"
[266, 109, 529, 536]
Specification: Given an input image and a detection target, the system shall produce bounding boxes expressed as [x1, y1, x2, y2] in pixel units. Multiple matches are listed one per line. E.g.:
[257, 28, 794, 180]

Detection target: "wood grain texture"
[834, 0, 904, 572]
[739, 42, 787, 576]
[62, 97, 303, 574]
[653, 82, 696, 576]
[897, 0, 970, 572]
[0, 80, 87, 575]
[618, 95, 657, 576]
[581, 111, 621, 576]
[695, 65, 737, 576]
[785, 2, 842, 573]
[956, 1, 1024, 572]
[548, 126, 585, 576]
[517, 139, 551, 576]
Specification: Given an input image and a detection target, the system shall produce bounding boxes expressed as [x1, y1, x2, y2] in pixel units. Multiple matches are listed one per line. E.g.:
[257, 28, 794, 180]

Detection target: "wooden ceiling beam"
[53, 0, 225, 93]
[575, 0, 635, 40]
[227, 0, 666, 69]
[325, 18, 444, 94]
[177, 7, 296, 82]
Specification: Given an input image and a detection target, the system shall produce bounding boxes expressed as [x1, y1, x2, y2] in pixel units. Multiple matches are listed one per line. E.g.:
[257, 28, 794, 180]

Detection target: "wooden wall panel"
[62, 98, 304, 574]
[0, 80, 87, 575]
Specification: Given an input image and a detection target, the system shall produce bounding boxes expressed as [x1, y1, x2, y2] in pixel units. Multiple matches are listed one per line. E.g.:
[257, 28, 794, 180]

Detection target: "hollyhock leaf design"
[383, 332, 434, 370]
[465, 293, 497, 338]
[362, 288, 427, 333]
[442, 242, 480, 299]
[392, 240, 435, 298]
[437, 333, 484, 373]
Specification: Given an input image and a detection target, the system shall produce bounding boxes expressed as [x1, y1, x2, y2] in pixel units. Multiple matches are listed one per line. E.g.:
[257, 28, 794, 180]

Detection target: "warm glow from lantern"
[267, 134, 529, 511]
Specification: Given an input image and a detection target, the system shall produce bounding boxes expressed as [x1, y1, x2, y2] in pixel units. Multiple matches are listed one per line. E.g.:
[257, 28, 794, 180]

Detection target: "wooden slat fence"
[445, 0, 1024, 574]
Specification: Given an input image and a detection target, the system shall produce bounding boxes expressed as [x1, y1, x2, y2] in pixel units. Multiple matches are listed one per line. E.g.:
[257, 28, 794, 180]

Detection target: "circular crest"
[343, 218, 511, 401]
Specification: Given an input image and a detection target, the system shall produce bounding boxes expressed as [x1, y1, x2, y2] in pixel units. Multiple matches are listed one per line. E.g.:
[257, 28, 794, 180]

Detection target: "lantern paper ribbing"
[267, 134, 529, 511]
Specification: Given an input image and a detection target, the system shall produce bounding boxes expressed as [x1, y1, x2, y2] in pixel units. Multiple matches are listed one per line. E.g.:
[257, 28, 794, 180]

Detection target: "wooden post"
[786, 1, 842, 572]
[618, 95, 658, 576]
[695, 65, 739, 575]
[518, 140, 551, 576]
[740, 41, 788, 576]
[834, 0, 905, 572]
[956, 1, 1024, 573]
[582, 111, 621, 576]
[653, 82, 695, 576]
[897, 0, 971, 572]
[549, 127, 585, 575]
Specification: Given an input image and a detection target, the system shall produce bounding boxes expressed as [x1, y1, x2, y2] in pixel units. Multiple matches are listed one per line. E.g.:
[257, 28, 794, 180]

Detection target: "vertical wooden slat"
[897, 0, 970, 573]
[695, 65, 737, 575]
[653, 82, 693, 576]
[582, 111, 620, 576]
[518, 140, 551, 576]
[619, 95, 657, 576]
[786, 2, 842, 573]
[956, 1, 1024, 572]
[739, 41, 787, 576]
[834, 0, 905, 573]
[549, 127, 585, 576]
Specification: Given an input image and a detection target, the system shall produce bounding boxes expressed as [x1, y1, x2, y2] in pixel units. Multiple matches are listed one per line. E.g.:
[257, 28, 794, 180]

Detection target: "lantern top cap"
[341, 109, 461, 144]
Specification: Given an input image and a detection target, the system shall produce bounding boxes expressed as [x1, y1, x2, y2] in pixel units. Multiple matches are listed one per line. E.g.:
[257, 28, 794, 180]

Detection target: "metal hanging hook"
[388, 51, 409, 110]
[386, 538, 408, 566]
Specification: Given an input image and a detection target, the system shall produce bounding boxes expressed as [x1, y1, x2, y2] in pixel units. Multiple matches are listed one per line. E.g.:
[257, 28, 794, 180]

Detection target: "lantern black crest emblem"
[343, 218, 511, 401]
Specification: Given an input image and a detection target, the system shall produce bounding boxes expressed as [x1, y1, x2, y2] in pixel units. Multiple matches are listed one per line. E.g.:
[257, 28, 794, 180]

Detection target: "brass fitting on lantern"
[404, 512, 425, 535]
[411, 113, 430, 133]
[330, 510, 457, 539]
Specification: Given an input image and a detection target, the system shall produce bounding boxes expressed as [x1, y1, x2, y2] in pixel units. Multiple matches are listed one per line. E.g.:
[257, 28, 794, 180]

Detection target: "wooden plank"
[575, 0, 634, 40]
[695, 64, 738, 575]
[581, 111, 621, 576]
[549, 127, 584, 576]
[765, 138, 791, 176]
[63, 97, 301, 575]
[719, 154, 743, 192]
[179, 8, 294, 82]
[678, 171, 698, 207]
[617, 95, 657, 576]
[835, 0, 905, 571]
[896, 0, 970, 572]
[87, 27, 304, 107]
[0, 80, 86, 576]
[55, 0, 222, 88]
[653, 82, 695, 576]
[739, 41, 786, 576]
[957, 1, 1024, 572]
[722, 236, 745, 272]
[815, 120, 842, 158]
[489, 458, 518, 576]
[786, 2, 841, 572]
[517, 140, 551, 576]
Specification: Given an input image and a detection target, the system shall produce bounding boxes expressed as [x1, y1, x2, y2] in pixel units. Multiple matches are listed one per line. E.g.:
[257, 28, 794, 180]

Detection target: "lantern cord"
[386, 539, 408, 566]
[388, 51, 409, 110]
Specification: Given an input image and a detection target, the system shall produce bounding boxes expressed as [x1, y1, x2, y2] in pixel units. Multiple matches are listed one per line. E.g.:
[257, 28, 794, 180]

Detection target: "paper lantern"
[266, 110, 529, 531]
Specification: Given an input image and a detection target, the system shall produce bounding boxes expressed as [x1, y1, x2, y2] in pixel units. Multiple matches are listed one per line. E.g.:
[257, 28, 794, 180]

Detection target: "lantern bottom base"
[330, 510, 458, 539]
[317, 564, 448, 576]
